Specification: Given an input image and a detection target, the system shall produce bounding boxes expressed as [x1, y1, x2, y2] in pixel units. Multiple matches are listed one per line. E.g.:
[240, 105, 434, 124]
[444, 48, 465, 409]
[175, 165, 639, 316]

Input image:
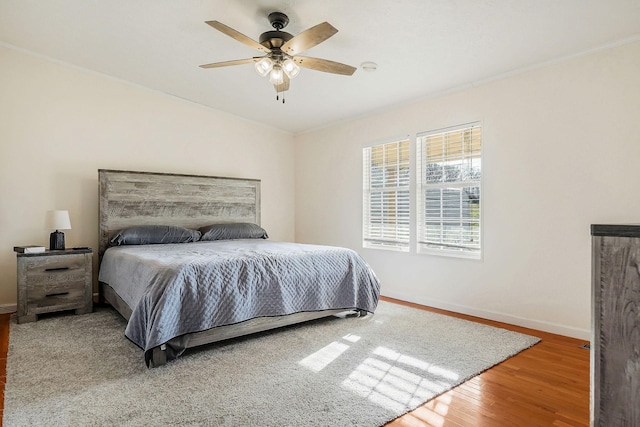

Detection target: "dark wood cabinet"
[591, 225, 640, 427]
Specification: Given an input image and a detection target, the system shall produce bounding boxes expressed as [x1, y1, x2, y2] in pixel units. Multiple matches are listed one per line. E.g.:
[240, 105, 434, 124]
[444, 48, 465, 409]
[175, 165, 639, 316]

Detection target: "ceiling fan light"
[269, 65, 284, 85]
[255, 57, 274, 77]
[282, 58, 300, 79]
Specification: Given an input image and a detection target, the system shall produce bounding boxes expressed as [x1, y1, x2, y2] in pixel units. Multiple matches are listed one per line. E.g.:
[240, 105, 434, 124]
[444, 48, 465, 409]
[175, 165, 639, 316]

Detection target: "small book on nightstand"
[13, 245, 46, 254]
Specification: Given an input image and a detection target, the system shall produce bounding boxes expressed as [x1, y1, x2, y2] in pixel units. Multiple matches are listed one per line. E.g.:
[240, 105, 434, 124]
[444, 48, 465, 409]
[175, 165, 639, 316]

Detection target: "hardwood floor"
[0, 299, 589, 426]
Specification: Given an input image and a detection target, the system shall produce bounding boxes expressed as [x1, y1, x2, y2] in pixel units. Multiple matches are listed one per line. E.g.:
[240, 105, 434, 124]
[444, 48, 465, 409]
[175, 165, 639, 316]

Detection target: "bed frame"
[98, 169, 361, 367]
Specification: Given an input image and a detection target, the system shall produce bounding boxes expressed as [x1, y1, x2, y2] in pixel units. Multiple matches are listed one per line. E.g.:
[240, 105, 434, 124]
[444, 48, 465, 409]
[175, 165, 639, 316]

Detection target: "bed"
[97, 169, 380, 367]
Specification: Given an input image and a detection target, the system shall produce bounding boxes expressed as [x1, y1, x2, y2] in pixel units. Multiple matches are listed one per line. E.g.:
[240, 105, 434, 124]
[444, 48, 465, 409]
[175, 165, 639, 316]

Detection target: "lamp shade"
[47, 210, 71, 230]
[282, 58, 300, 79]
[255, 57, 274, 77]
[269, 65, 284, 85]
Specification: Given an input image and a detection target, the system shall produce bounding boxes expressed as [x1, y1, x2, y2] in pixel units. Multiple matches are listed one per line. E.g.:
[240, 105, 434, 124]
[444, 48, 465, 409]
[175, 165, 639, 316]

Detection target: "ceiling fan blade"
[293, 56, 357, 76]
[205, 21, 270, 53]
[281, 22, 338, 56]
[199, 58, 257, 69]
[273, 74, 290, 93]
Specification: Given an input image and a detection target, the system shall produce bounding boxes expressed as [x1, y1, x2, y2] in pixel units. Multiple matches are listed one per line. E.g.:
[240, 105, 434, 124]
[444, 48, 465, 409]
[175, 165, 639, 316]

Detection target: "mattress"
[98, 239, 380, 355]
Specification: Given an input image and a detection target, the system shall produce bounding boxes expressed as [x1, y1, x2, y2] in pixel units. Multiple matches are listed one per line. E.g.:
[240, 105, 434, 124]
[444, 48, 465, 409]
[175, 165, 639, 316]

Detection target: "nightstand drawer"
[26, 280, 86, 313]
[24, 253, 86, 282]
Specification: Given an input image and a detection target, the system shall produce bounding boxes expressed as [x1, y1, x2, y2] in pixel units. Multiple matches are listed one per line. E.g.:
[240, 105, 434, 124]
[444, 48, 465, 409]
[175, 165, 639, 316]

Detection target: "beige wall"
[0, 45, 296, 305]
[294, 41, 640, 340]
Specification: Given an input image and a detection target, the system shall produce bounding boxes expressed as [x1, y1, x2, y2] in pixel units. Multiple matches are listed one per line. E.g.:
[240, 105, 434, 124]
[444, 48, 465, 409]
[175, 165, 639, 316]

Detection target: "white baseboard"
[0, 303, 17, 314]
[381, 290, 590, 341]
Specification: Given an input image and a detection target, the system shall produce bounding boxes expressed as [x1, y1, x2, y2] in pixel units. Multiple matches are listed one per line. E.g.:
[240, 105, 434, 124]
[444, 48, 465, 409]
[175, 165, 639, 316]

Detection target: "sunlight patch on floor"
[374, 346, 459, 381]
[402, 392, 453, 426]
[410, 404, 448, 426]
[297, 336, 459, 422]
[343, 333, 361, 343]
[342, 350, 455, 414]
[298, 341, 350, 372]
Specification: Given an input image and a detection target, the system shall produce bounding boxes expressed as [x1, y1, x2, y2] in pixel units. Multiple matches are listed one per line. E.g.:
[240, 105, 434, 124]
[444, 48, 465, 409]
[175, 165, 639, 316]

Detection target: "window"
[417, 123, 482, 258]
[363, 139, 410, 251]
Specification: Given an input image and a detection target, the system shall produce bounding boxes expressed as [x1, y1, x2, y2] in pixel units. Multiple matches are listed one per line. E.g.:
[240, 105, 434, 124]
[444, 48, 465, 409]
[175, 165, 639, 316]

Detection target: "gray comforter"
[99, 239, 380, 359]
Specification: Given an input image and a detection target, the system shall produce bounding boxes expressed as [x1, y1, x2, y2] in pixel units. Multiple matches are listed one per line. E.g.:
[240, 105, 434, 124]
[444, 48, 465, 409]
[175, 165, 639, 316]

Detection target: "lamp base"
[50, 230, 65, 250]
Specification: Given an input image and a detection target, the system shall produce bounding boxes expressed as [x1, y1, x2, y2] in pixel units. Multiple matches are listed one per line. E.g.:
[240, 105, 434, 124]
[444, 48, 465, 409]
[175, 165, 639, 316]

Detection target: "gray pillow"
[199, 223, 268, 241]
[109, 225, 201, 246]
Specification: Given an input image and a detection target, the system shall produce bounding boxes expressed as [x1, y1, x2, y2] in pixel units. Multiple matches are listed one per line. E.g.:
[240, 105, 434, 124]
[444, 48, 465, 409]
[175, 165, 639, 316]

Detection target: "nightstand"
[16, 248, 93, 323]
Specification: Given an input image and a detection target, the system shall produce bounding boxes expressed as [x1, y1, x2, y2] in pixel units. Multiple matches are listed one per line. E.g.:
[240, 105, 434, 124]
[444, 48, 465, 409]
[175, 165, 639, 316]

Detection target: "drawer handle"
[46, 292, 69, 298]
[45, 267, 69, 272]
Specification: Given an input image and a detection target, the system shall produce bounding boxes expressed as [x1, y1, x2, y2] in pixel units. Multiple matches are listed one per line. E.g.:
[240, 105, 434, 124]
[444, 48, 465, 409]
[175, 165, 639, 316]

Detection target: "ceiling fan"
[199, 12, 357, 102]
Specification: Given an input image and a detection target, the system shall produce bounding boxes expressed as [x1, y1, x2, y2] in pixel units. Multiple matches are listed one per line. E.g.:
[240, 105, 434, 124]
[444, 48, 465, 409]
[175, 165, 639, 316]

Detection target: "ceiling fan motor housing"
[259, 30, 293, 49]
[261, 12, 292, 49]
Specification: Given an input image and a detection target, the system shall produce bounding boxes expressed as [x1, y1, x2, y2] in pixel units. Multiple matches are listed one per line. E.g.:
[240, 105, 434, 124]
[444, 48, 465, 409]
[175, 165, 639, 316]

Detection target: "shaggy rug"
[4, 301, 539, 426]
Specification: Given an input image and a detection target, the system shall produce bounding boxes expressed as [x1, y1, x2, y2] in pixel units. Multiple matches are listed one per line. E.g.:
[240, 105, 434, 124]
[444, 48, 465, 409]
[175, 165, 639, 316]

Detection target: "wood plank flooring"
[0, 298, 589, 426]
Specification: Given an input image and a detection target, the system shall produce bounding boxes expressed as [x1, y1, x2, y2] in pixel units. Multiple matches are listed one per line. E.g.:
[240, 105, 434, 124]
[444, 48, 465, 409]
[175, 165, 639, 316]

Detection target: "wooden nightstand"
[16, 248, 93, 324]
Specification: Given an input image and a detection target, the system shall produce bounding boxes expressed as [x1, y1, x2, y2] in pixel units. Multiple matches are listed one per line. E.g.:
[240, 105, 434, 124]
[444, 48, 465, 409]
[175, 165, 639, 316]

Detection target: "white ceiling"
[1, 1, 639, 134]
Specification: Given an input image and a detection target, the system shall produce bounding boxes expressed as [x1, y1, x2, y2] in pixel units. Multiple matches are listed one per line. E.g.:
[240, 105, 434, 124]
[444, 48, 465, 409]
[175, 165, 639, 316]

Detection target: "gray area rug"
[4, 301, 539, 426]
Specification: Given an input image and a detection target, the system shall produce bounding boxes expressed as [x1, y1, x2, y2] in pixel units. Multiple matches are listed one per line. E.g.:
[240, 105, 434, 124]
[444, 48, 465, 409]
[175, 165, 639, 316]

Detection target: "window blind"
[417, 123, 482, 258]
[363, 139, 410, 251]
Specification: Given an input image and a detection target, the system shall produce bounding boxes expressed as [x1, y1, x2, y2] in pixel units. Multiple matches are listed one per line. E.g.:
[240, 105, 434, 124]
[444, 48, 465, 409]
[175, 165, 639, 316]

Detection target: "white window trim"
[362, 136, 411, 252]
[416, 121, 483, 260]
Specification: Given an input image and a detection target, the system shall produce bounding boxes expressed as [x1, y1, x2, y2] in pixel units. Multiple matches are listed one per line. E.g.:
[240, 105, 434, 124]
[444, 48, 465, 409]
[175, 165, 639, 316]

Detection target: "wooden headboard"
[98, 169, 261, 260]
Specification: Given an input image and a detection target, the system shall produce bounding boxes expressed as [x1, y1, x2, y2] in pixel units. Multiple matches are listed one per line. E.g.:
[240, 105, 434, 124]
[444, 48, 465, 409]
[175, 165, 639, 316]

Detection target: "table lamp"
[47, 210, 71, 250]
